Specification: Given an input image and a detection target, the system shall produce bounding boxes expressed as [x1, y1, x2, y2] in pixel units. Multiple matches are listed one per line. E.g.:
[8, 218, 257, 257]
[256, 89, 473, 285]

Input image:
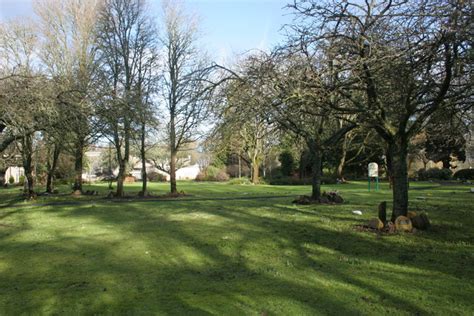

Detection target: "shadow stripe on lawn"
[3, 195, 298, 208]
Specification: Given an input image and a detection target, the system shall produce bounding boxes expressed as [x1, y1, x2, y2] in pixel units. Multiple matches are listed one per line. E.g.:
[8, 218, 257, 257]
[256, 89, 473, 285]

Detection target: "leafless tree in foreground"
[160, 0, 214, 194]
[96, 0, 157, 197]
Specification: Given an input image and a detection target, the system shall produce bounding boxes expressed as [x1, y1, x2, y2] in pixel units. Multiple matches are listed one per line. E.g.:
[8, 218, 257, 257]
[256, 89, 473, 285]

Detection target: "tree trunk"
[251, 159, 260, 184]
[337, 138, 347, 181]
[238, 153, 242, 178]
[46, 143, 61, 193]
[309, 142, 323, 200]
[441, 157, 451, 169]
[22, 134, 35, 197]
[169, 104, 178, 194]
[170, 149, 177, 194]
[116, 162, 125, 197]
[299, 152, 305, 179]
[389, 138, 409, 221]
[140, 123, 147, 196]
[73, 141, 84, 192]
[25, 169, 34, 197]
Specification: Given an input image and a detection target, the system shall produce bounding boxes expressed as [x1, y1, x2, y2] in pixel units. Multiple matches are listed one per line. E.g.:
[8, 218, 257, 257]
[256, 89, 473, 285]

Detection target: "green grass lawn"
[0, 181, 473, 315]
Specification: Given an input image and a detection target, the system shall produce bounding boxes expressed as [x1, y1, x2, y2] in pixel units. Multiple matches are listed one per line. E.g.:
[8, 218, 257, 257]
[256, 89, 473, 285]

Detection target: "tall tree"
[160, 0, 213, 194]
[97, 0, 156, 197]
[0, 21, 53, 197]
[132, 35, 158, 197]
[35, 0, 101, 193]
[248, 49, 355, 200]
[214, 68, 276, 184]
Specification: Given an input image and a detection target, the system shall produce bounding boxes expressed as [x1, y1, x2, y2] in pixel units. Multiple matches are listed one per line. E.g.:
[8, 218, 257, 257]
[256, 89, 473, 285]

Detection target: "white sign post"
[368, 162, 379, 191]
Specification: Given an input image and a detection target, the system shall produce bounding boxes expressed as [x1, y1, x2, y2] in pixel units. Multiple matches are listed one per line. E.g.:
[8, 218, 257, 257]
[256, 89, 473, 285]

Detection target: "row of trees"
[0, 0, 216, 197]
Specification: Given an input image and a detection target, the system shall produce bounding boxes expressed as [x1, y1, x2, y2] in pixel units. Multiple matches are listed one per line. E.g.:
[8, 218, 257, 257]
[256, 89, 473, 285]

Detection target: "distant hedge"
[453, 168, 474, 180]
[417, 168, 452, 180]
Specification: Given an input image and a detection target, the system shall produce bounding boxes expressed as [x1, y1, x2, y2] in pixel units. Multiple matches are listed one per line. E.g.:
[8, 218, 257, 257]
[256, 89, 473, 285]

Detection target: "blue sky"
[0, 0, 293, 62]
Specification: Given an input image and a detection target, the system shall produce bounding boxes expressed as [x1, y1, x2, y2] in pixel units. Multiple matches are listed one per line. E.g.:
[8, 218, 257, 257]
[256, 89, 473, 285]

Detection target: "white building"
[5, 166, 24, 184]
[128, 162, 201, 181]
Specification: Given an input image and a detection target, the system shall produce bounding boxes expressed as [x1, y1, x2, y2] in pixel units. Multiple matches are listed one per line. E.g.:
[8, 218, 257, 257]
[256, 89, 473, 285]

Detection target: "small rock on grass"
[352, 210, 363, 215]
[411, 213, 430, 230]
[395, 216, 412, 232]
[368, 218, 384, 230]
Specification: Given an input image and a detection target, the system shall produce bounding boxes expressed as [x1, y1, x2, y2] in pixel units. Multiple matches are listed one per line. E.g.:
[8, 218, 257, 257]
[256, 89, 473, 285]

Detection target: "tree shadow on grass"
[1, 200, 472, 314]
[0, 215, 357, 314]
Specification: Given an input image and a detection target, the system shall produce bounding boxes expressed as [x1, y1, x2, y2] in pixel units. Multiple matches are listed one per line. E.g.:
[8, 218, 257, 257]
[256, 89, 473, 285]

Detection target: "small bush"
[8, 176, 14, 184]
[148, 171, 167, 182]
[453, 168, 474, 180]
[195, 166, 230, 182]
[195, 171, 207, 181]
[417, 168, 452, 180]
[205, 166, 221, 179]
[215, 170, 230, 182]
[228, 177, 251, 185]
[18, 175, 25, 186]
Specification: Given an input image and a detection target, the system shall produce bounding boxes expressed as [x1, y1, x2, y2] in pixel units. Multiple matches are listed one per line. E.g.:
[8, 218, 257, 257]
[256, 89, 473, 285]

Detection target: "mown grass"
[0, 181, 473, 315]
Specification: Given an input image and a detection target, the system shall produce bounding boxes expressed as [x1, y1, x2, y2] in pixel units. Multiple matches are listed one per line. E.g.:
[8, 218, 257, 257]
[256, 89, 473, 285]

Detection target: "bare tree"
[35, 0, 101, 193]
[97, 0, 157, 197]
[159, 0, 214, 194]
[0, 21, 53, 197]
[214, 73, 276, 184]
[132, 37, 159, 197]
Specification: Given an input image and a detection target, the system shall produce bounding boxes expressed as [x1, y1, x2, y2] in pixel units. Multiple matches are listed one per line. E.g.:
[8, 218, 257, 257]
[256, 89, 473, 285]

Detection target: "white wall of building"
[5, 166, 24, 184]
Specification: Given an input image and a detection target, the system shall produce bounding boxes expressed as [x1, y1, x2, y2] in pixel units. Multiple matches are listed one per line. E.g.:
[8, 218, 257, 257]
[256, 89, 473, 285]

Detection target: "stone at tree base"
[368, 218, 384, 230]
[378, 201, 387, 224]
[72, 190, 82, 196]
[318, 196, 330, 204]
[331, 194, 344, 204]
[407, 211, 417, 219]
[395, 216, 413, 232]
[387, 221, 396, 234]
[411, 213, 430, 230]
[320, 191, 344, 204]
